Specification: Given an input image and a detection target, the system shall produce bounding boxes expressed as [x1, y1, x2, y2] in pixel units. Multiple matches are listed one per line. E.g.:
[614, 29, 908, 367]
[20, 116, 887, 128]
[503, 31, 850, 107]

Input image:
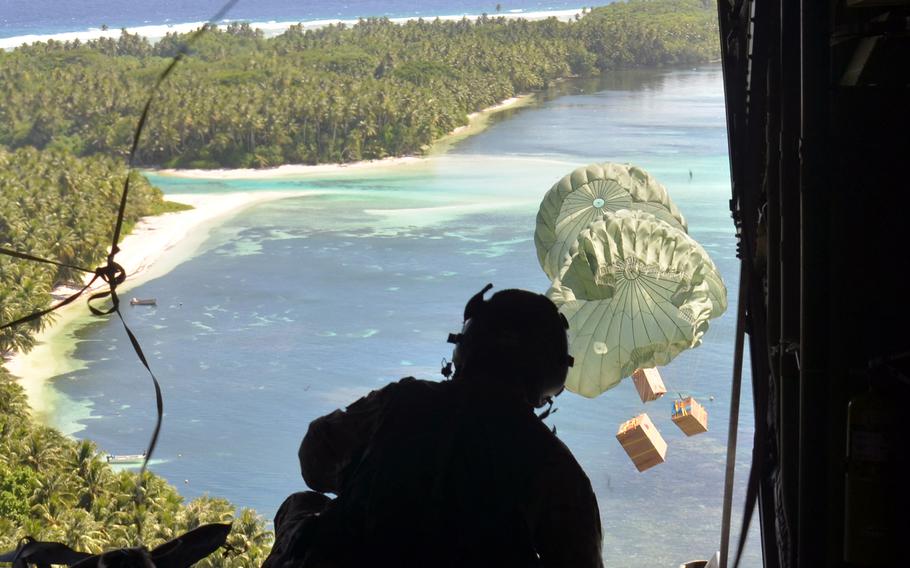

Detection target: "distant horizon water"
[0, 0, 599, 42]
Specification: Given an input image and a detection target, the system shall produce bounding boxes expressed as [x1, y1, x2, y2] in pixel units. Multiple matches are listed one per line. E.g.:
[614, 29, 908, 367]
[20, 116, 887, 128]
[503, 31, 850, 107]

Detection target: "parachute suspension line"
[719, 263, 748, 568]
[660, 358, 698, 402]
[0, 247, 95, 275]
[657, 366, 680, 399]
[0, 0, 241, 546]
[670, 305, 709, 401]
[689, 327, 706, 397]
[660, 345, 704, 404]
[650, 282, 710, 418]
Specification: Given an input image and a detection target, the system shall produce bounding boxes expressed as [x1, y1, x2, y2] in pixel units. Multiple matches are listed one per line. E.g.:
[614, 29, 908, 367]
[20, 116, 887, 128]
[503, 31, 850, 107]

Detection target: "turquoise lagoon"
[45, 67, 761, 565]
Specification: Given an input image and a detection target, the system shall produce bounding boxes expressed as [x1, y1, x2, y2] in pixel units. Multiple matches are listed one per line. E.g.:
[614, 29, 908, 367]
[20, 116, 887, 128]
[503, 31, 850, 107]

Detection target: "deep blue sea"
[0, 0, 589, 39]
[38, 67, 764, 565]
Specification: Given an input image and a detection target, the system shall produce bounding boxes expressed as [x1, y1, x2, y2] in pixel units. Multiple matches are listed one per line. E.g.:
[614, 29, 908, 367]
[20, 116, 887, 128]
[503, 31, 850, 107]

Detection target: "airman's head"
[448, 285, 571, 407]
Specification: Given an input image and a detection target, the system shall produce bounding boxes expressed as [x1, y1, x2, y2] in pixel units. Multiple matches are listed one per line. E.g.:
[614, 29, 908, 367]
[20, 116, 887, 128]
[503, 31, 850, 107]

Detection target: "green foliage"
[0, 147, 165, 355]
[0, 0, 718, 169]
[391, 60, 455, 85]
[580, 0, 719, 69]
[148, 200, 195, 215]
[0, 463, 37, 523]
[0, 144, 263, 567]
[0, 369, 272, 563]
[0, 4, 717, 562]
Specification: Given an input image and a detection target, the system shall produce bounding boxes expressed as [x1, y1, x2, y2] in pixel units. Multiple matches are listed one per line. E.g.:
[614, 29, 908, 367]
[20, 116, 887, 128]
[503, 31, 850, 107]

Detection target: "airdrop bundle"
[534, 163, 727, 472]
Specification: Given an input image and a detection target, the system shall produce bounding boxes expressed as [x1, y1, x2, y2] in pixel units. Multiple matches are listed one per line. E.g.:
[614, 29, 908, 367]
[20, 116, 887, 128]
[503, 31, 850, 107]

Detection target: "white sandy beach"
[5, 190, 301, 416]
[6, 88, 533, 416]
[430, 95, 535, 155]
[156, 156, 424, 180]
[0, 9, 583, 50]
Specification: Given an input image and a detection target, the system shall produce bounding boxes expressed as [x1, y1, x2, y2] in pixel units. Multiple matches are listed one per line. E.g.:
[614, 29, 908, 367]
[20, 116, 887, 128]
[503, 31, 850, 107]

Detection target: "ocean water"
[0, 0, 589, 40]
[42, 67, 762, 565]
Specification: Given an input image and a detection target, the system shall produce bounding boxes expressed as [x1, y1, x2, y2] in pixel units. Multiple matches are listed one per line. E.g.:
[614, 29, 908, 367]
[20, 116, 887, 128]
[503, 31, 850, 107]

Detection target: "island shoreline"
[0, 10, 583, 51]
[6, 90, 537, 421]
[5, 190, 302, 422]
[153, 94, 535, 180]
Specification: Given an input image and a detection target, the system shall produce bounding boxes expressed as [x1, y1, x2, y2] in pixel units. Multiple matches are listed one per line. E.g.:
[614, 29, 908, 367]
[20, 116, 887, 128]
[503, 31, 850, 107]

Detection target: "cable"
[0, 0, 241, 544]
[719, 263, 747, 568]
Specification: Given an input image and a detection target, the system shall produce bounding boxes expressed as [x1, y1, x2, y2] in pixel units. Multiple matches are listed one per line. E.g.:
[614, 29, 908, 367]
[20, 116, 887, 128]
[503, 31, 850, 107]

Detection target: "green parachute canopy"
[547, 211, 716, 398]
[535, 162, 688, 281]
[600, 209, 728, 319]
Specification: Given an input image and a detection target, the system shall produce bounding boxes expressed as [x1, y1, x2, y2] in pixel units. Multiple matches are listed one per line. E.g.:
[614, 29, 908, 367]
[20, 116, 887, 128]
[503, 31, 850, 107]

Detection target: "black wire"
[0, 276, 99, 331]
[115, 305, 164, 483]
[110, 0, 240, 249]
[105, 0, 240, 541]
[0, 246, 95, 275]
[0, 248, 99, 330]
[0, 0, 241, 545]
[536, 397, 557, 420]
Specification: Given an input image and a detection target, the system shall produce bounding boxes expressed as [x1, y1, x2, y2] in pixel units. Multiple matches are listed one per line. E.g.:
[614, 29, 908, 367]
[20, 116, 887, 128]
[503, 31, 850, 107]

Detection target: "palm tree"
[179, 496, 233, 531]
[0, 375, 29, 419]
[77, 458, 110, 512]
[231, 508, 272, 553]
[20, 429, 63, 473]
[30, 470, 75, 513]
[59, 509, 107, 554]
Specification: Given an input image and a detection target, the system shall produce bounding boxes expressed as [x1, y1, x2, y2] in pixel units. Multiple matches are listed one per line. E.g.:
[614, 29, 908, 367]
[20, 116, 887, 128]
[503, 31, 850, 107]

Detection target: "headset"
[441, 283, 574, 409]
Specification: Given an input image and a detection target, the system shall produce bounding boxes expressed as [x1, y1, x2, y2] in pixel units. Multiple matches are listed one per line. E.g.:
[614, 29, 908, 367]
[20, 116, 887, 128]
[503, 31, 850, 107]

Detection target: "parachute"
[548, 211, 714, 397]
[535, 162, 688, 281]
[536, 164, 727, 398]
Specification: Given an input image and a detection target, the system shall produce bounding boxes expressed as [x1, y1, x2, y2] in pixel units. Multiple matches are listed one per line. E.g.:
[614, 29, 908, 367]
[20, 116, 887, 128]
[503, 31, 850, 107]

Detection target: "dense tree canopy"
[0, 369, 271, 566]
[0, 0, 719, 169]
[0, 146, 172, 356]
[0, 2, 718, 563]
[0, 148, 262, 558]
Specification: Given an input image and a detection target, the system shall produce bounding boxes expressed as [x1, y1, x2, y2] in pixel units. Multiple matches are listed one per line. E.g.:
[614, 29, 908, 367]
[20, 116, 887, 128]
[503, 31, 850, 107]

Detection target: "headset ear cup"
[450, 318, 476, 376]
[530, 366, 567, 407]
[448, 289, 570, 407]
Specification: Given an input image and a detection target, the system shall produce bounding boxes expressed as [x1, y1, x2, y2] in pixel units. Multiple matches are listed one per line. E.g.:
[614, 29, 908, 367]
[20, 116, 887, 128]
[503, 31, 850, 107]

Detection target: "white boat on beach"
[130, 297, 157, 306]
[106, 452, 147, 464]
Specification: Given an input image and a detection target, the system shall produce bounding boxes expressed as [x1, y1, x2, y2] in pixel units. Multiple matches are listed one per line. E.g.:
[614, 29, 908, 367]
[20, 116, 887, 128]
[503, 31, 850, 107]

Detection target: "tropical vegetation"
[0, 148, 271, 567]
[0, 146, 270, 563]
[0, 146, 177, 356]
[0, 368, 271, 566]
[0, 0, 719, 169]
[0, 1, 718, 563]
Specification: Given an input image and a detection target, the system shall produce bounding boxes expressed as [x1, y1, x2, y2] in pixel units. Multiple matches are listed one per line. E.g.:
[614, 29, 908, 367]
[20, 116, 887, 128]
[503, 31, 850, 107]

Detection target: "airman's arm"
[298, 380, 409, 493]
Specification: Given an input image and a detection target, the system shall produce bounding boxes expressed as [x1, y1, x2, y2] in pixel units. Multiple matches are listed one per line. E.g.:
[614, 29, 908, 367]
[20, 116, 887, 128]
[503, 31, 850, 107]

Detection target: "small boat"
[106, 452, 147, 464]
[130, 298, 157, 306]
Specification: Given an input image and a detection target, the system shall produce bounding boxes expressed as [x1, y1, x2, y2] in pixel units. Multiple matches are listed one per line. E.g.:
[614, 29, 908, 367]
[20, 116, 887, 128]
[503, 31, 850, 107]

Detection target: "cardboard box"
[632, 368, 667, 403]
[671, 397, 709, 436]
[616, 413, 668, 472]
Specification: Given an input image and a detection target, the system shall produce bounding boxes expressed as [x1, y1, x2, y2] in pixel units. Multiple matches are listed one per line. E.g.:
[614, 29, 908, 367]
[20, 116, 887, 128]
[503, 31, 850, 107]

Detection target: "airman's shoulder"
[390, 376, 453, 398]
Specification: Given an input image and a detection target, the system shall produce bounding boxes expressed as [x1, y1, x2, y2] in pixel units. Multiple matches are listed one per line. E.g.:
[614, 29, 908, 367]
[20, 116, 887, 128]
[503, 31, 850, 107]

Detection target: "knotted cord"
[0, 0, 240, 544]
